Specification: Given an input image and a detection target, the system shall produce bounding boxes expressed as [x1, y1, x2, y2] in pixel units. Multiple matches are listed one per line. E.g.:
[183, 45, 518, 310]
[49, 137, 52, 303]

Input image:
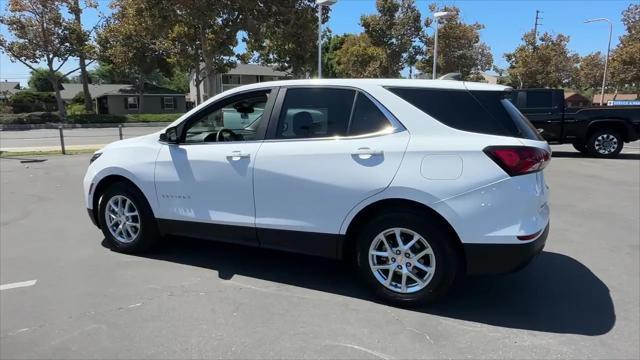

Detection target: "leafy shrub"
[71, 91, 89, 105]
[68, 114, 127, 124]
[126, 113, 183, 122]
[67, 103, 90, 115]
[9, 91, 57, 113]
[0, 112, 60, 124]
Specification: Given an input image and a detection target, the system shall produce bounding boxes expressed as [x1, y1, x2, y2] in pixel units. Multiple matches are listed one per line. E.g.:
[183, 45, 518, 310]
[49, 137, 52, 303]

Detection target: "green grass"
[0, 148, 99, 158]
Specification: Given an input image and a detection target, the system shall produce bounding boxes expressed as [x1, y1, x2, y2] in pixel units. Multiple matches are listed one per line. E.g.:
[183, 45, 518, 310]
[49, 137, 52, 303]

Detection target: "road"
[1, 151, 639, 359]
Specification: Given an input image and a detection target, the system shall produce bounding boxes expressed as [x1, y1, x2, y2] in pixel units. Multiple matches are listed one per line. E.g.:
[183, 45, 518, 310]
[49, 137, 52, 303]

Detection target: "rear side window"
[386, 87, 542, 140]
[276, 88, 355, 139]
[525, 91, 552, 108]
[349, 93, 392, 136]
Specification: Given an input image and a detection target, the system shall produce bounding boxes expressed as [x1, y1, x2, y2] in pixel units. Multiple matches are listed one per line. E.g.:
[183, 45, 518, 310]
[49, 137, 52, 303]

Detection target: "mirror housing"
[160, 126, 179, 143]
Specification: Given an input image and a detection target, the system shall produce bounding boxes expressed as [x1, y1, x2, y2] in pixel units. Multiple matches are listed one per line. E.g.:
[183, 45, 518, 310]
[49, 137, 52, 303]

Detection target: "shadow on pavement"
[552, 151, 640, 160]
[104, 236, 615, 336]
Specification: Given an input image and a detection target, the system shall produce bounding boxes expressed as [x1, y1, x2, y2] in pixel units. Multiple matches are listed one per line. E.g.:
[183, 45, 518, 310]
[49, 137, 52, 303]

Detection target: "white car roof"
[234, 78, 510, 92]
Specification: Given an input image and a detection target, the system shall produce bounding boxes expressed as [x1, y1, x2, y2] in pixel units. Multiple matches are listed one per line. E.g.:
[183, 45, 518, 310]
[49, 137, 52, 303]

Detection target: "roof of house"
[226, 64, 289, 77]
[593, 93, 638, 103]
[0, 81, 20, 92]
[100, 84, 184, 96]
[60, 83, 130, 100]
[60, 83, 184, 99]
[564, 92, 590, 100]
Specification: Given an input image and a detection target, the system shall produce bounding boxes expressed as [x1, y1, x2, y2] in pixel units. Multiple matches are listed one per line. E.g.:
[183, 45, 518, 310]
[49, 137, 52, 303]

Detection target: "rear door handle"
[227, 151, 250, 160]
[352, 147, 383, 156]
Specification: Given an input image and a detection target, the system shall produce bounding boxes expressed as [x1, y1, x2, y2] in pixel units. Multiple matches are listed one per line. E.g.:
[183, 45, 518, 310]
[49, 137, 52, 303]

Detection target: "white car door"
[253, 87, 410, 256]
[154, 88, 276, 245]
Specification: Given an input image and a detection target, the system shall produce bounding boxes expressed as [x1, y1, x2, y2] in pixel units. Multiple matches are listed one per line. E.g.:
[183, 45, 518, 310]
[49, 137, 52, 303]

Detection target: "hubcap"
[105, 195, 140, 244]
[368, 228, 436, 294]
[594, 134, 618, 154]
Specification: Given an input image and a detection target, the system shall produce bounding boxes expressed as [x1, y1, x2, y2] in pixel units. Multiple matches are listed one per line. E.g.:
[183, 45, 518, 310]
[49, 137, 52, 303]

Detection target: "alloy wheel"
[368, 227, 436, 294]
[594, 134, 619, 155]
[105, 195, 141, 244]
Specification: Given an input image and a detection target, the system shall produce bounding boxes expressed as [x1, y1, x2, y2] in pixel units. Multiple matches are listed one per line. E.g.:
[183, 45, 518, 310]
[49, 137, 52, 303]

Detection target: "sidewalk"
[0, 143, 104, 153]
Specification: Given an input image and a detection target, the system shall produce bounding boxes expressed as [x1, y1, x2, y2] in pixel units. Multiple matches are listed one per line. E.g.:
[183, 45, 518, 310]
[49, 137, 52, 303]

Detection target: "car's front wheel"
[356, 211, 459, 306]
[99, 182, 158, 253]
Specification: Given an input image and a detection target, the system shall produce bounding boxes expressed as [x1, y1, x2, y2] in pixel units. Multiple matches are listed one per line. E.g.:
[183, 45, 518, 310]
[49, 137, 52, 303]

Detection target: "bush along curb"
[0, 122, 172, 131]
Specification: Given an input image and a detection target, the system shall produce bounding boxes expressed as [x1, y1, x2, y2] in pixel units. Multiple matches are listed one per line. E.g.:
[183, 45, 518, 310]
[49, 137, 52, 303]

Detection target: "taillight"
[484, 146, 550, 176]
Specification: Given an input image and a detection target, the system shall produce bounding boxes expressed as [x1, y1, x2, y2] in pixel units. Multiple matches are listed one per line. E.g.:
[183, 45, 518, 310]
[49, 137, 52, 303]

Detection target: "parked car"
[84, 79, 551, 306]
[509, 88, 640, 157]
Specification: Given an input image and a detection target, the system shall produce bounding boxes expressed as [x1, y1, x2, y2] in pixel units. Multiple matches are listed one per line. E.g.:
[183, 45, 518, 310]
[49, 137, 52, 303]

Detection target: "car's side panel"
[83, 133, 163, 214]
[253, 131, 411, 235]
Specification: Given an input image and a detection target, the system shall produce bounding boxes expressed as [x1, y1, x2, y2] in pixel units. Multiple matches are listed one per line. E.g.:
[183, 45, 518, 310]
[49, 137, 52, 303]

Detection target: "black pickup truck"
[509, 88, 640, 157]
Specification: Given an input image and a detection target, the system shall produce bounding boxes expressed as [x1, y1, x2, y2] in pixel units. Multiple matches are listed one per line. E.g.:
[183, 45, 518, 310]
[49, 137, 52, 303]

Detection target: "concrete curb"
[0, 122, 171, 131]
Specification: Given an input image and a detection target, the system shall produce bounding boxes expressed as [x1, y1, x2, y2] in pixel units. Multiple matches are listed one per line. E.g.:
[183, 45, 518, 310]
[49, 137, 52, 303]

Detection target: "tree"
[334, 34, 388, 78]
[574, 52, 605, 92]
[161, 0, 244, 104]
[417, 4, 493, 79]
[28, 68, 69, 91]
[321, 30, 349, 78]
[0, 0, 82, 119]
[244, 0, 327, 77]
[89, 62, 131, 84]
[406, 44, 423, 78]
[360, 0, 422, 77]
[504, 31, 579, 88]
[96, 0, 173, 112]
[65, 0, 97, 112]
[610, 3, 640, 96]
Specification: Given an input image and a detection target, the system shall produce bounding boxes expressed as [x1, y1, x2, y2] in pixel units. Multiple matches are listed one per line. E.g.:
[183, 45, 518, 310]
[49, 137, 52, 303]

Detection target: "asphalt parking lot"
[1, 146, 639, 359]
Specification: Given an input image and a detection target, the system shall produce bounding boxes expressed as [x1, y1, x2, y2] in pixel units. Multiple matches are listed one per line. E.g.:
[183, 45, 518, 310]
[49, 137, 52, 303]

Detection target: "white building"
[190, 64, 289, 103]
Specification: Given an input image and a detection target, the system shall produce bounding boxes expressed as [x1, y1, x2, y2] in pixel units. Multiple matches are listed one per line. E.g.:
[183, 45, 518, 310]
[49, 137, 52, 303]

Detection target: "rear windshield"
[386, 87, 542, 140]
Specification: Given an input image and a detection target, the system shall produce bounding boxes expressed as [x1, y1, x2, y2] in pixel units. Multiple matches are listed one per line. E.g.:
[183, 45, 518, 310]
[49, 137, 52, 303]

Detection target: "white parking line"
[0, 280, 37, 291]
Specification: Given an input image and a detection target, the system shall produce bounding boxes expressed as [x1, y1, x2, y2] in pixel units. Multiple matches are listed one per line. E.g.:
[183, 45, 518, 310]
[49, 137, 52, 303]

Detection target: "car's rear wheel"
[587, 129, 623, 158]
[99, 182, 158, 253]
[356, 211, 458, 306]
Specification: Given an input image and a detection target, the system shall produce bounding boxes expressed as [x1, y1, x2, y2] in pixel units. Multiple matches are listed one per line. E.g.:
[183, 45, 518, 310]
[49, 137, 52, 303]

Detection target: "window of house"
[163, 97, 175, 110]
[126, 96, 138, 110]
[276, 88, 356, 139]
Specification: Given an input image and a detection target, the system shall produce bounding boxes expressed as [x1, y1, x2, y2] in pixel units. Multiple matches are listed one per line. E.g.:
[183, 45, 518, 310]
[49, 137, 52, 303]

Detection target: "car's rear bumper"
[463, 223, 549, 275]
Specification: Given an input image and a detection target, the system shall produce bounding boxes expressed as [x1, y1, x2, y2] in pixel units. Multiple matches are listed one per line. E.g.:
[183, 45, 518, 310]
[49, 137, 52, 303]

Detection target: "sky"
[0, 0, 635, 86]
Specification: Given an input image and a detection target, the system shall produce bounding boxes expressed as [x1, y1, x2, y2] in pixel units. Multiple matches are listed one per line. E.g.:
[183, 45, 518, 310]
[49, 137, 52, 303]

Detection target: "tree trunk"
[71, 0, 93, 113]
[138, 91, 144, 113]
[195, 77, 202, 105]
[50, 76, 67, 121]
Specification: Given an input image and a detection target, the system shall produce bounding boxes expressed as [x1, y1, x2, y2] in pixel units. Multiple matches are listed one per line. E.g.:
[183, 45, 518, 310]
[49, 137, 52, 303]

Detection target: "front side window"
[126, 96, 138, 110]
[183, 90, 270, 143]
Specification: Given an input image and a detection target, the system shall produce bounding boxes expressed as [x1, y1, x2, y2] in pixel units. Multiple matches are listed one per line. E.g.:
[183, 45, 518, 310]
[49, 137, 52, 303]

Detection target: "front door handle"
[227, 151, 250, 160]
[352, 147, 383, 157]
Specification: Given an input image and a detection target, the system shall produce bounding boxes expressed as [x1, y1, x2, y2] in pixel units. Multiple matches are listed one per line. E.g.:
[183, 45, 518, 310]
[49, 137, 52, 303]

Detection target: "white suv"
[84, 79, 550, 305]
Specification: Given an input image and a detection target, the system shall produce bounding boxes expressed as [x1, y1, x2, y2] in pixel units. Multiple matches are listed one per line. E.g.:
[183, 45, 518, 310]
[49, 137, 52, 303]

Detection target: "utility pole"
[533, 10, 543, 44]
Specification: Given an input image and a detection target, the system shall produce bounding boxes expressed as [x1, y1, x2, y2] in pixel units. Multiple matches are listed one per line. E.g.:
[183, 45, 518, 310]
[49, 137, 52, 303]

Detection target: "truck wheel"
[587, 129, 623, 158]
[572, 142, 588, 154]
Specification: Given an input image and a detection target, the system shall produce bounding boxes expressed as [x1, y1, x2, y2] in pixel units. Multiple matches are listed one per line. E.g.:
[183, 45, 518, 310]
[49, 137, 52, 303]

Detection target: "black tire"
[586, 129, 623, 158]
[572, 142, 588, 154]
[98, 182, 159, 253]
[355, 210, 459, 307]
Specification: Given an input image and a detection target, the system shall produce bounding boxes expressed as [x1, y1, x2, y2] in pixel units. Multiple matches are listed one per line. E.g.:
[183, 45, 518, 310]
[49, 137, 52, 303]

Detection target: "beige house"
[59, 83, 186, 115]
[190, 64, 289, 102]
[0, 81, 21, 101]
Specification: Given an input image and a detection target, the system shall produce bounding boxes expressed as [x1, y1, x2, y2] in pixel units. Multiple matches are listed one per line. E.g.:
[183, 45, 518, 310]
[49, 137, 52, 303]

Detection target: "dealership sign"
[607, 100, 640, 106]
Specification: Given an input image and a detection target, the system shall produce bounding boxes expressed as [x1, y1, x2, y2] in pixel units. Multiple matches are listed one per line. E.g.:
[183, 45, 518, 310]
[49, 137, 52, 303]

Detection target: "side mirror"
[160, 126, 179, 143]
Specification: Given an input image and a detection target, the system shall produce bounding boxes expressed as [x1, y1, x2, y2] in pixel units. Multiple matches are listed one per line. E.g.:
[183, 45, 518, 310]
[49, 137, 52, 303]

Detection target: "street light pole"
[316, 0, 337, 79]
[432, 11, 453, 79]
[585, 18, 613, 106]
